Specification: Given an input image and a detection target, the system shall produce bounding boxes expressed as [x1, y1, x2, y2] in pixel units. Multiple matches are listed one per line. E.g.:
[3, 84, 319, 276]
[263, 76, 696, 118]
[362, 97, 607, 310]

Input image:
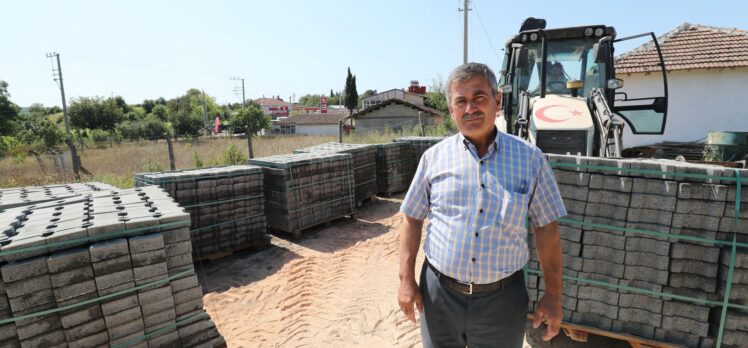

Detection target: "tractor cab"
[498, 18, 668, 157]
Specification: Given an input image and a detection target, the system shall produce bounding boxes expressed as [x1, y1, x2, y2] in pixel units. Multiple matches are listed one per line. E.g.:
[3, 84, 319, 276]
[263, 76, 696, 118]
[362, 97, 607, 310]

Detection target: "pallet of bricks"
[0, 185, 224, 347]
[375, 142, 415, 195]
[393, 136, 446, 167]
[134, 165, 268, 261]
[525, 154, 748, 347]
[0, 182, 118, 212]
[249, 152, 355, 238]
[294, 142, 378, 206]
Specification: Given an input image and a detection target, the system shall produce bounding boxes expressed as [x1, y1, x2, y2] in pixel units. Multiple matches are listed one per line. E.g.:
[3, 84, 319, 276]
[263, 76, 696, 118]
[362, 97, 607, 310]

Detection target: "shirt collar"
[459, 127, 501, 158]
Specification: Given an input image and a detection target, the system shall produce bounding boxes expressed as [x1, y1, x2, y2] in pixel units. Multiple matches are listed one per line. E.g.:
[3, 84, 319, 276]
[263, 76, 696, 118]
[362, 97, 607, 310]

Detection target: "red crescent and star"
[535, 105, 584, 123]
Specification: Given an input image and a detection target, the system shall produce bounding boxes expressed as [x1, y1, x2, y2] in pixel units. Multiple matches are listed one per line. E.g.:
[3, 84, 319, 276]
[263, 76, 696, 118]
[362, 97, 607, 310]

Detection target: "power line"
[230, 76, 245, 108]
[471, 0, 503, 63]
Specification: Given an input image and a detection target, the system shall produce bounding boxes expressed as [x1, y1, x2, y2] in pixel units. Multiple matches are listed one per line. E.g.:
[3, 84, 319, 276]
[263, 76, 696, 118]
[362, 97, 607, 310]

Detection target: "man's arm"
[398, 215, 424, 323]
[532, 220, 563, 341]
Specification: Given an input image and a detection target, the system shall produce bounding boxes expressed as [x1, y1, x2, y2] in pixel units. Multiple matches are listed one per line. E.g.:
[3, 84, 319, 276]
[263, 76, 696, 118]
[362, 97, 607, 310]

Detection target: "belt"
[426, 259, 522, 295]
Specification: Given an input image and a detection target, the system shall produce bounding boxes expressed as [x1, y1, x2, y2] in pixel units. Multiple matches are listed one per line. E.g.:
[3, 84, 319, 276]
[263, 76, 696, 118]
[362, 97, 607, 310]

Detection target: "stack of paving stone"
[134, 165, 268, 258]
[249, 152, 355, 236]
[393, 136, 446, 166]
[0, 182, 118, 212]
[0, 186, 224, 347]
[375, 142, 415, 195]
[293, 142, 378, 205]
[526, 155, 748, 347]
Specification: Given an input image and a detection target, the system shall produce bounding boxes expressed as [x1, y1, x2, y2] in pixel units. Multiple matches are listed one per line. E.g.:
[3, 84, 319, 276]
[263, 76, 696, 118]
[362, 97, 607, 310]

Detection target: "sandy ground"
[197, 194, 535, 348]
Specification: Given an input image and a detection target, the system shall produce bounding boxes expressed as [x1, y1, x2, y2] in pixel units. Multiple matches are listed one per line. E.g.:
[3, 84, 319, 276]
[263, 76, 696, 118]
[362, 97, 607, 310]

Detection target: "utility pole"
[230, 76, 246, 108]
[201, 89, 209, 129]
[459, 0, 471, 64]
[46, 52, 81, 180]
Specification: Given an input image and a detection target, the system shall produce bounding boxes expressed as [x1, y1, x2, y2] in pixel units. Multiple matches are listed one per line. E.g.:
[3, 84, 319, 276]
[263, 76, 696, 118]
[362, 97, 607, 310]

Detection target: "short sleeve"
[400, 152, 431, 220]
[528, 151, 567, 228]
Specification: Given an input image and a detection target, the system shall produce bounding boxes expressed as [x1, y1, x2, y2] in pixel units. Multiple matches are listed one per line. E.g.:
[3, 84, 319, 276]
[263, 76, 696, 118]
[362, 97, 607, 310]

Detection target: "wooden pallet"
[356, 195, 377, 207]
[527, 314, 685, 348]
[193, 235, 272, 262]
[268, 214, 356, 239]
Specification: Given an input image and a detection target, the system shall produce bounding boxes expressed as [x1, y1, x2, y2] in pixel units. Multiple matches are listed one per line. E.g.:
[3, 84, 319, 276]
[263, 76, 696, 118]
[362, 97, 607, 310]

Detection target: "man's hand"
[398, 278, 423, 323]
[532, 293, 562, 341]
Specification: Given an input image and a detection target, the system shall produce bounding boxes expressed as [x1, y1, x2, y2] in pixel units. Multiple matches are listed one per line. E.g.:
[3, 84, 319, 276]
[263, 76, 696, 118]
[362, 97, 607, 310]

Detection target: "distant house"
[614, 23, 748, 148]
[255, 97, 290, 119]
[275, 114, 350, 136]
[361, 89, 427, 109]
[349, 99, 442, 134]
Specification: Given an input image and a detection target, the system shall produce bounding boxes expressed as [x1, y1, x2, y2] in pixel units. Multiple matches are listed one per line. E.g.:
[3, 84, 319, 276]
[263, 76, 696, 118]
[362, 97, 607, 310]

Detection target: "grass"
[0, 129, 445, 189]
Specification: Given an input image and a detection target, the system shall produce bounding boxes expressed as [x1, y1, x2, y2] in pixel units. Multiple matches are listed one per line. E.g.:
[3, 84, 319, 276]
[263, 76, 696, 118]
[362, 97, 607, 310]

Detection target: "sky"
[2, 0, 746, 108]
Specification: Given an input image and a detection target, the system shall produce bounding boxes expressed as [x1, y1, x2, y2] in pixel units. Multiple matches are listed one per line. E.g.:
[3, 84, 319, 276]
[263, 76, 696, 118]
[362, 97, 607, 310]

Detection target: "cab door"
[612, 32, 668, 134]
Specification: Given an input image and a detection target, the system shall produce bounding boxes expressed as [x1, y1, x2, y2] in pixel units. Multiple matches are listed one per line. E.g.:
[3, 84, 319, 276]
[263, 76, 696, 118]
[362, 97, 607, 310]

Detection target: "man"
[546, 62, 569, 93]
[397, 62, 566, 347]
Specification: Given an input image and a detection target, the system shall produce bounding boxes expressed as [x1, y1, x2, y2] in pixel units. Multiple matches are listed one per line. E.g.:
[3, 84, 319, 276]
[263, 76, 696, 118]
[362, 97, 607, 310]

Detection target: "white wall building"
[276, 114, 349, 136]
[614, 23, 748, 149]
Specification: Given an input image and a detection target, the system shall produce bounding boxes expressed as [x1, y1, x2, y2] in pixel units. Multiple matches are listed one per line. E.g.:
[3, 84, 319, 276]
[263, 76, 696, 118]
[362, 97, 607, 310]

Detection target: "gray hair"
[445, 62, 499, 104]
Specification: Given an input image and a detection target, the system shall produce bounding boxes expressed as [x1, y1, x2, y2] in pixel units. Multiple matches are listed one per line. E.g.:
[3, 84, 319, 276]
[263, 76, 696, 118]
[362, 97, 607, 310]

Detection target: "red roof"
[255, 98, 290, 107]
[615, 23, 748, 74]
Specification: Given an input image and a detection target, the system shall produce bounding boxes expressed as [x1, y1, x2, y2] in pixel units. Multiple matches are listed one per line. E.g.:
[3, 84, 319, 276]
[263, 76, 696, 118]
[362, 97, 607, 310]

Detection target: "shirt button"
[481, 183, 486, 189]
[480, 161, 484, 165]
[475, 232, 479, 237]
[479, 209, 484, 213]
[471, 258, 476, 262]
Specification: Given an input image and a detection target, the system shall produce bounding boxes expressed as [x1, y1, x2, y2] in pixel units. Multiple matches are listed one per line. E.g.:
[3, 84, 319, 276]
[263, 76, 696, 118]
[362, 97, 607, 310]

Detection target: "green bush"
[192, 150, 204, 168]
[90, 129, 111, 148]
[220, 144, 247, 165]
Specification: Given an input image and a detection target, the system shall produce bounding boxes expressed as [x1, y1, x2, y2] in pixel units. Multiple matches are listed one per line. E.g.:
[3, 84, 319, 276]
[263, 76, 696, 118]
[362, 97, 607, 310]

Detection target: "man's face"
[448, 76, 501, 141]
[551, 66, 561, 76]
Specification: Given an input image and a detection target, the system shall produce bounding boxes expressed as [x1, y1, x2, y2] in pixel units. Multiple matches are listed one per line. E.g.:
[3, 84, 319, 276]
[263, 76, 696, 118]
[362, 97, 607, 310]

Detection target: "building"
[275, 114, 350, 136]
[348, 99, 442, 134]
[614, 23, 748, 148]
[361, 88, 427, 109]
[255, 97, 291, 119]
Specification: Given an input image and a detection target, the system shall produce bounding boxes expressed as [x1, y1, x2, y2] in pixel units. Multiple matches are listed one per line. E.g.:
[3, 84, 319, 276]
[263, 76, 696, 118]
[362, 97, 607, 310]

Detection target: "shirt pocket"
[499, 189, 530, 230]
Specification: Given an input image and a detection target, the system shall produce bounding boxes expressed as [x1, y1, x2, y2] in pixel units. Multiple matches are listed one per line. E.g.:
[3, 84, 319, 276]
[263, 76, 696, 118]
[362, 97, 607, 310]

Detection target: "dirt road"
[198, 195, 534, 347]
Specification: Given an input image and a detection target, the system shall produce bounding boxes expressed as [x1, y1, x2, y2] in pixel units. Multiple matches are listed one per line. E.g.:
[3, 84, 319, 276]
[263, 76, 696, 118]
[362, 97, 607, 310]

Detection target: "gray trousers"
[419, 261, 528, 348]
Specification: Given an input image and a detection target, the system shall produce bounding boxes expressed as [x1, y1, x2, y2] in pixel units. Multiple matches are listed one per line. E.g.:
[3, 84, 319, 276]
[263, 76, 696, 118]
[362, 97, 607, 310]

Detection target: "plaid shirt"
[400, 131, 566, 284]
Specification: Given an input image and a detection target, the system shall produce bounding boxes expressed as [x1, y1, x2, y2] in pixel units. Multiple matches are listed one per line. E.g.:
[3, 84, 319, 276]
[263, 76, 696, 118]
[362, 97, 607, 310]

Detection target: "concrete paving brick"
[625, 251, 669, 270]
[563, 255, 583, 272]
[585, 203, 628, 220]
[18, 329, 65, 348]
[673, 164, 724, 184]
[630, 193, 676, 211]
[612, 320, 655, 339]
[104, 306, 142, 328]
[676, 198, 726, 217]
[627, 208, 673, 226]
[625, 222, 670, 241]
[670, 259, 718, 277]
[107, 317, 145, 340]
[583, 245, 625, 263]
[50, 266, 94, 288]
[52, 279, 96, 302]
[8, 288, 54, 312]
[586, 157, 630, 176]
[723, 248, 748, 268]
[15, 315, 62, 340]
[561, 240, 581, 256]
[655, 328, 701, 348]
[91, 254, 132, 276]
[576, 299, 618, 320]
[169, 274, 199, 294]
[46, 248, 90, 275]
[89, 238, 129, 262]
[144, 308, 176, 328]
[724, 202, 748, 219]
[166, 253, 193, 270]
[718, 217, 748, 233]
[589, 175, 633, 192]
[175, 298, 203, 317]
[722, 329, 748, 347]
[173, 286, 203, 305]
[577, 285, 619, 305]
[147, 329, 181, 348]
[719, 264, 748, 284]
[162, 227, 191, 244]
[165, 240, 192, 257]
[177, 318, 213, 341]
[133, 262, 168, 281]
[0, 257, 48, 283]
[129, 233, 164, 254]
[97, 280, 136, 297]
[68, 330, 109, 348]
[558, 224, 582, 242]
[663, 301, 710, 322]
[618, 307, 662, 327]
[62, 317, 105, 342]
[131, 249, 167, 268]
[582, 259, 624, 278]
[631, 178, 677, 195]
[60, 304, 103, 328]
[624, 265, 669, 285]
[145, 318, 176, 334]
[564, 198, 587, 215]
[619, 292, 663, 313]
[135, 273, 169, 287]
[588, 190, 630, 207]
[101, 294, 138, 316]
[669, 273, 716, 293]
[94, 268, 134, 290]
[583, 230, 626, 249]
[625, 236, 670, 256]
[0, 323, 17, 341]
[678, 183, 728, 201]
[699, 336, 716, 348]
[137, 285, 172, 306]
[141, 297, 176, 318]
[661, 315, 709, 337]
[109, 329, 147, 347]
[555, 170, 590, 186]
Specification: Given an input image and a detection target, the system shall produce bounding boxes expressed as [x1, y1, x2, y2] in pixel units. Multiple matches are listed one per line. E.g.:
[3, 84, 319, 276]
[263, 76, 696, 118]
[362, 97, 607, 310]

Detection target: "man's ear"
[496, 91, 503, 110]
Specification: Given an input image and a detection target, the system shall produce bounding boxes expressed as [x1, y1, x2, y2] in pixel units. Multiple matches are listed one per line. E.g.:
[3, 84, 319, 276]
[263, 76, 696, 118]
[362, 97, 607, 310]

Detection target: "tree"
[113, 96, 129, 113]
[141, 114, 169, 140]
[298, 94, 322, 107]
[229, 105, 270, 158]
[343, 67, 358, 115]
[358, 89, 377, 108]
[142, 99, 156, 114]
[68, 96, 124, 131]
[170, 110, 203, 139]
[151, 104, 170, 121]
[424, 75, 449, 114]
[0, 80, 21, 136]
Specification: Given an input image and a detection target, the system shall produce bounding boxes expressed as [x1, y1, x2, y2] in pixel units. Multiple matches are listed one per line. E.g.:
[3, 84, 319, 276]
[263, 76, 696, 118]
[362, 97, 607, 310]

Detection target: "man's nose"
[465, 100, 479, 113]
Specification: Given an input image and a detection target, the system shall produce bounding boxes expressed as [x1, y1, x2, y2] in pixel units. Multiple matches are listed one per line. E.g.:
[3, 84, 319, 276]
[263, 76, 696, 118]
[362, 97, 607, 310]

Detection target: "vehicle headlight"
[594, 28, 604, 37]
[584, 28, 594, 36]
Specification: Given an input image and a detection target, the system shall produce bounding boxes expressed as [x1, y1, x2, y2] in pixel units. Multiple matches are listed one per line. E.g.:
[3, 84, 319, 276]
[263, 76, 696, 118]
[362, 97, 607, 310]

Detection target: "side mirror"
[607, 78, 624, 89]
[501, 84, 513, 94]
[594, 42, 610, 64]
